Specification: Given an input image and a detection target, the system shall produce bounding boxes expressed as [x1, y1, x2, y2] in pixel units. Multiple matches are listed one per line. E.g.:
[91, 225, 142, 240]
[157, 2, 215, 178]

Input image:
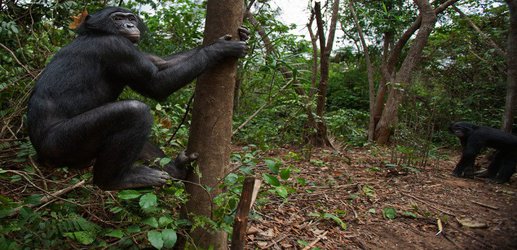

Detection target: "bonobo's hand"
[207, 28, 249, 58]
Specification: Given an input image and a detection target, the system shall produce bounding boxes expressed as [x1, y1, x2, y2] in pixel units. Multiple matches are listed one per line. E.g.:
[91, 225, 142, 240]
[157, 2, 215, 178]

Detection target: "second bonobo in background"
[27, 7, 249, 190]
[449, 122, 517, 183]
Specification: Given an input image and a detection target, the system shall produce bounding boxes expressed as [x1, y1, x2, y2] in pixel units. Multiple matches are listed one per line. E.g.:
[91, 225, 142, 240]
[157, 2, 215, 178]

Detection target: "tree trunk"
[370, 0, 459, 143]
[349, 0, 375, 141]
[504, 0, 517, 133]
[184, 0, 243, 248]
[312, 0, 340, 147]
[375, 0, 437, 144]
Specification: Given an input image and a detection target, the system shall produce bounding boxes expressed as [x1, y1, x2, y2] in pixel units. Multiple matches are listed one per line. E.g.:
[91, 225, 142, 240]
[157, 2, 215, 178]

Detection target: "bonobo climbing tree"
[183, 0, 245, 248]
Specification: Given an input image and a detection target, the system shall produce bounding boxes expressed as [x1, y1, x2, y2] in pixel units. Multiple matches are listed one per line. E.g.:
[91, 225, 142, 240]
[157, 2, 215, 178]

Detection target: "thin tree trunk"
[375, 0, 437, 144]
[184, 0, 243, 248]
[504, 0, 517, 132]
[313, 0, 340, 147]
[349, 0, 375, 141]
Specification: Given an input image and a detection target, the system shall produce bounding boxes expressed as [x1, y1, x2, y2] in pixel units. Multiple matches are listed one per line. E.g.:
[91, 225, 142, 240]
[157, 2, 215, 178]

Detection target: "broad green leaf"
[143, 217, 159, 228]
[275, 186, 288, 198]
[148, 230, 164, 249]
[105, 229, 124, 239]
[280, 168, 291, 180]
[117, 190, 141, 200]
[383, 207, 397, 220]
[158, 216, 173, 227]
[139, 193, 158, 210]
[159, 157, 172, 167]
[162, 229, 178, 248]
[265, 159, 279, 174]
[262, 173, 280, 187]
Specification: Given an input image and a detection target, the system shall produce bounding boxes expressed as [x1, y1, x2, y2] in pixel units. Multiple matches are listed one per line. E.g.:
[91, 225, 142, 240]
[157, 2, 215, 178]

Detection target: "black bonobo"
[449, 122, 517, 183]
[27, 7, 248, 190]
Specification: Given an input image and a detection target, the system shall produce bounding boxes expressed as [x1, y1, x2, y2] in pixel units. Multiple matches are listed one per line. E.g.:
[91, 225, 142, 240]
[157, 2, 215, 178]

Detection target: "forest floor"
[245, 146, 517, 250]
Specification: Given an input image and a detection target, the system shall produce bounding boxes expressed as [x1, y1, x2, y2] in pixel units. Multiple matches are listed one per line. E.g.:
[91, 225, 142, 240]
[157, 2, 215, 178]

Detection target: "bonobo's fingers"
[99, 166, 170, 190]
[238, 26, 250, 41]
[451, 169, 462, 177]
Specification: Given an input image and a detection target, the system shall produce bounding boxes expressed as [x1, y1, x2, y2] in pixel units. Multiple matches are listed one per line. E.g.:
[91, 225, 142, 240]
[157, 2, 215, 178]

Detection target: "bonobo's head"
[77, 7, 144, 43]
[449, 122, 478, 138]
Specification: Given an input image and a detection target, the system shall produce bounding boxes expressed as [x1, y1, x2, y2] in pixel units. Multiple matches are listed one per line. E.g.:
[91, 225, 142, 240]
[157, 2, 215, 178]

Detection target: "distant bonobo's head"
[77, 7, 144, 43]
[449, 122, 478, 138]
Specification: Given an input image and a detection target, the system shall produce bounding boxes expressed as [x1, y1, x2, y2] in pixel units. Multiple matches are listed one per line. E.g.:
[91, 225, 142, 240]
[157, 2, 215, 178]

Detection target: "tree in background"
[504, 0, 517, 133]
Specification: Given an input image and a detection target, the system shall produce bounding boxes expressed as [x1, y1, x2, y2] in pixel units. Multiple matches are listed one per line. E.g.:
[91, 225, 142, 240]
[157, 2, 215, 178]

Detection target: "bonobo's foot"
[164, 151, 199, 180]
[451, 169, 462, 177]
[97, 166, 170, 191]
[463, 168, 475, 178]
[475, 169, 497, 179]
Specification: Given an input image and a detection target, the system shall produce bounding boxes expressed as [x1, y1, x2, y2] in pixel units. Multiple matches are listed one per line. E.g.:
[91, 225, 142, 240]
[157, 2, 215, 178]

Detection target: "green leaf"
[159, 157, 172, 167]
[155, 103, 162, 111]
[117, 190, 141, 200]
[323, 213, 347, 230]
[148, 230, 164, 249]
[158, 216, 173, 227]
[280, 168, 291, 180]
[162, 229, 177, 248]
[143, 217, 159, 228]
[63, 231, 95, 245]
[383, 207, 397, 220]
[105, 229, 124, 239]
[275, 186, 288, 198]
[262, 173, 280, 187]
[139, 193, 158, 210]
[265, 159, 279, 174]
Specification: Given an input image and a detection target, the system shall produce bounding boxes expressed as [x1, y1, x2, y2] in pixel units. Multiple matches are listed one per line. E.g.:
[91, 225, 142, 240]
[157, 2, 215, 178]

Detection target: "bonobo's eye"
[128, 16, 137, 22]
[113, 15, 124, 21]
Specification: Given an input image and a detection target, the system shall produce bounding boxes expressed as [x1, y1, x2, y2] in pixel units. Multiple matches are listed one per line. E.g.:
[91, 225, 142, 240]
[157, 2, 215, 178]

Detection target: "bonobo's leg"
[477, 151, 502, 179]
[138, 142, 198, 179]
[39, 100, 170, 190]
[494, 152, 517, 183]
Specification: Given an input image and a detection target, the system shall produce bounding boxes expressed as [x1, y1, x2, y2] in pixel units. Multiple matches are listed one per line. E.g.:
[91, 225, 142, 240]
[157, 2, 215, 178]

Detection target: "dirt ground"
[245, 147, 517, 249]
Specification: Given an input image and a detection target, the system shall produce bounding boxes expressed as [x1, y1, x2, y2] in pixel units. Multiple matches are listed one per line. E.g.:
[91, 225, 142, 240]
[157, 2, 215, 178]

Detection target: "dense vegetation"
[0, 0, 513, 248]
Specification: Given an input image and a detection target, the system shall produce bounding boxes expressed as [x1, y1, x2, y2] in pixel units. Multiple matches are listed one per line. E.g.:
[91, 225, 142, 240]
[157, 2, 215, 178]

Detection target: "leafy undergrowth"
[1, 143, 516, 249]
[245, 147, 517, 249]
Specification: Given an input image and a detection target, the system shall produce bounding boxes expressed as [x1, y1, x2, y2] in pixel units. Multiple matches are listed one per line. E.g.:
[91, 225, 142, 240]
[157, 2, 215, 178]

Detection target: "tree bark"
[349, 0, 375, 141]
[504, 0, 517, 133]
[374, 0, 437, 144]
[312, 0, 340, 147]
[184, 0, 243, 248]
[370, 0, 459, 143]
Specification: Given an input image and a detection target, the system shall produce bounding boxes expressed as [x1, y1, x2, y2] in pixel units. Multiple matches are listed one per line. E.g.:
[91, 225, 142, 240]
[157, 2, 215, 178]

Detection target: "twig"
[0, 43, 36, 78]
[470, 200, 499, 210]
[233, 78, 293, 135]
[167, 93, 195, 145]
[302, 231, 328, 250]
[401, 192, 456, 216]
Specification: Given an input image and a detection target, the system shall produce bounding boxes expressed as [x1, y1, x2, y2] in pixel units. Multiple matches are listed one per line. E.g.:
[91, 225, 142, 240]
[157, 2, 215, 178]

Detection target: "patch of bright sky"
[272, 0, 312, 37]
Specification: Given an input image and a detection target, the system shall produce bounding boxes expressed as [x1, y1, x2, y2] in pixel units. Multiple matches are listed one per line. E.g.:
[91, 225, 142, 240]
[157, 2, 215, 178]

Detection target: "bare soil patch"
[246, 147, 517, 249]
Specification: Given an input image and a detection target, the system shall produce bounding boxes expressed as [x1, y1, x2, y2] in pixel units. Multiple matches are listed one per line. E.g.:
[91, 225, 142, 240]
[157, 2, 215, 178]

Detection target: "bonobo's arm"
[452, 135, 484, 177]
[128, 28, 249, 100]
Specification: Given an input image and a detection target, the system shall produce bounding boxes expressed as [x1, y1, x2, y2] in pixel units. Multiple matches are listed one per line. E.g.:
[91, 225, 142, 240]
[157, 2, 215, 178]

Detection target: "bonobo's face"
[451, 126, 465, 138]
[110, 12, 140, 43]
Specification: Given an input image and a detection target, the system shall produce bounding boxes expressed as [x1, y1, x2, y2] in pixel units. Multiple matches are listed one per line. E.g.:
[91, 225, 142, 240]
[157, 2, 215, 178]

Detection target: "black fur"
[449, 122, 517, 183]
[27, 7, 247, 190]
